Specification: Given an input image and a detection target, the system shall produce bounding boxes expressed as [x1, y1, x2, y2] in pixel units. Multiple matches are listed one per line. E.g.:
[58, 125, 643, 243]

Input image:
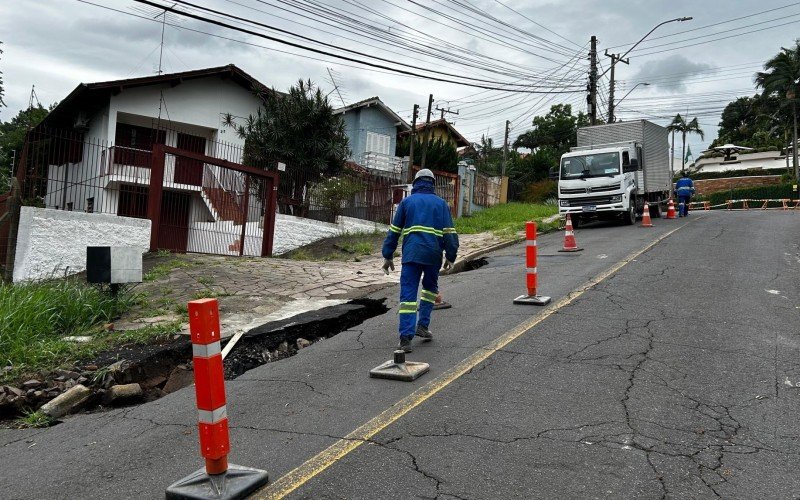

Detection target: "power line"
[165, 0, 571, 89]
[124, 0, 583, 93]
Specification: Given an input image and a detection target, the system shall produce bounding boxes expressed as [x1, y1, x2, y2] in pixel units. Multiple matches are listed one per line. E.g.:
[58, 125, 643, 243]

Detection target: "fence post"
[238, 175, 250, 257]
[2, 180, 22, 282]
[261, 174, 278, 257]
[147, 144, 166, 252]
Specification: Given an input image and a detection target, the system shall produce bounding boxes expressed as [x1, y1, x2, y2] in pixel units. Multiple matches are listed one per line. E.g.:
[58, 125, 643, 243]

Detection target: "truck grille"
[566, 196, 616, 206]
[560, 183, 620, 195]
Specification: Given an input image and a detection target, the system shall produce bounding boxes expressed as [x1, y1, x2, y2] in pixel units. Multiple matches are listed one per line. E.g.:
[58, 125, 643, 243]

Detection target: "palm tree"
[666, 114, 705, 178]
[756, 40, 800, 180]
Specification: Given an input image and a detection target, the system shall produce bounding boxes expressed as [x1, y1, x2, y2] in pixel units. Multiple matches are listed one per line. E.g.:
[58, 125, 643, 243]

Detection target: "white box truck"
[557, 120, 670, 226]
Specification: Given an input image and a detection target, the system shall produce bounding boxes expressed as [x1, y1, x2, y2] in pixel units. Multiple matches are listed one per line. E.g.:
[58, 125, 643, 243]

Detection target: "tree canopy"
[228, 79, 350, 213]
[396, 135, 458, 174]
[712, 94, 789, 150]
[512, 104, 588, 159]
[0, 104, 51, 192]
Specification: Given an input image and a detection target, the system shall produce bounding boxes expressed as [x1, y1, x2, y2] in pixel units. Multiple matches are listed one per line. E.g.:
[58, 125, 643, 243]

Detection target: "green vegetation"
[396, 136, 459, 173]
[144, 258, 195, 282]
[677, 169, 788, 182]
[0, 279, 179, 383]
[16, 410, 54, 428]
[696, 183, 794, 207]
[455, 202, 558, 236]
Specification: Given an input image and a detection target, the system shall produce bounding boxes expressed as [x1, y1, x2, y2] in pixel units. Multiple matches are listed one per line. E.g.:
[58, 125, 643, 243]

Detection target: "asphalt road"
[1, 211, 798, 499]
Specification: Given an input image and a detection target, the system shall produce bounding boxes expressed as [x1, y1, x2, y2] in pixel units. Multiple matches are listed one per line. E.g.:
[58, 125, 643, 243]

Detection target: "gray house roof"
[333, 97, 411, 132]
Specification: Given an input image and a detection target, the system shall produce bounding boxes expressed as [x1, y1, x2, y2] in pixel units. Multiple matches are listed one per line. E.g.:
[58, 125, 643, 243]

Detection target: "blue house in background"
[334, 97, 411, 174]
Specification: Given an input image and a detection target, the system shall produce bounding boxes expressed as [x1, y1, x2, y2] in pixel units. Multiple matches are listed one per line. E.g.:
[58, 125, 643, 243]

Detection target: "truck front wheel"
[622, 203, 636, 225]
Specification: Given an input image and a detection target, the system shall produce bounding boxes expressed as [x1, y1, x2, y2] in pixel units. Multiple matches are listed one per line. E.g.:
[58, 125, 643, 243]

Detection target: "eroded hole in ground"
[463, 257, 489, 271]
[1, 298, 388, 426]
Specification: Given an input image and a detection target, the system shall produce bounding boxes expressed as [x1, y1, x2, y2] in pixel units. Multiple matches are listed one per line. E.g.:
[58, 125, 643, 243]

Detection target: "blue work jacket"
[382, 179, 459, 266]
[675, 177, 695, 197]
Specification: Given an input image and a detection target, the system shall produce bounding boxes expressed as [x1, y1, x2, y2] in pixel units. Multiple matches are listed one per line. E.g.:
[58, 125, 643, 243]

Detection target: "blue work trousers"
[678, 195, 691, 216]
[398, 262, 440, 339]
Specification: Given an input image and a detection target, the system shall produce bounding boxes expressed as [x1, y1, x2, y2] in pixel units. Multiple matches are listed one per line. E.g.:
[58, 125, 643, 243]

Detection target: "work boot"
[398, 337, 413, 353]
[415, 325, 433, 342]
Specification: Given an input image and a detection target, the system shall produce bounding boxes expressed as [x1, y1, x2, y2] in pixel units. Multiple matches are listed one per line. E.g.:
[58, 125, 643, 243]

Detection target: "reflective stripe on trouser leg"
[399, 263, 423, 338]
[418, 264, 440, 329]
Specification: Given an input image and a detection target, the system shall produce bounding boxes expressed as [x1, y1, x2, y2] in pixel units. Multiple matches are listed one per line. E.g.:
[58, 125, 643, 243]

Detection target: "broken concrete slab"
[40, 384, 91, 418]
[107, 383, 144, 403]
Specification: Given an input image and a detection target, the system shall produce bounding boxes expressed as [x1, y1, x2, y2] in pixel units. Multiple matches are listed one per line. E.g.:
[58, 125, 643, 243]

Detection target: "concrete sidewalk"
[120, 231, 519, 338]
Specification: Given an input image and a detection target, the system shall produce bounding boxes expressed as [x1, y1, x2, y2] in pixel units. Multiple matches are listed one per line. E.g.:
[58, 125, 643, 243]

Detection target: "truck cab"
[557, 141, 643, 226]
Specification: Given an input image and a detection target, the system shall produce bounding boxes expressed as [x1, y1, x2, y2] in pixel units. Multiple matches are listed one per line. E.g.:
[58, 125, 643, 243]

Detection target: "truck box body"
[576, 120, 670, 194]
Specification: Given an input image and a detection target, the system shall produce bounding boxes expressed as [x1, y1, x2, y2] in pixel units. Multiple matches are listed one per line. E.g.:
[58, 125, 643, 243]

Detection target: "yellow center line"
[253, 225, 684, 499]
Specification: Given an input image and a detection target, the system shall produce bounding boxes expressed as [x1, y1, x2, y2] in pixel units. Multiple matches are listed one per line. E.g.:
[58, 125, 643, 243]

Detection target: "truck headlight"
[610, 195, 622, 202]
[559, 200, 569, 207]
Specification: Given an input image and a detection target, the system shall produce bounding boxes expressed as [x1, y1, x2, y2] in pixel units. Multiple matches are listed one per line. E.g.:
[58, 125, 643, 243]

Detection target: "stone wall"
[14, 207, 150, 282]
[693, 175, 783, 196]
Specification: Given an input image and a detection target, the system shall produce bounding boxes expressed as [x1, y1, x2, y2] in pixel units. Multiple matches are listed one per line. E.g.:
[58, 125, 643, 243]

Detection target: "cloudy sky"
[1, 0, 798, 159]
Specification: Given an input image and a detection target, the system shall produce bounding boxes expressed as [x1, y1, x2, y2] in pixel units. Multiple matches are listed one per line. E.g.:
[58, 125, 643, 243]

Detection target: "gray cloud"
[630, 54, 715, 92]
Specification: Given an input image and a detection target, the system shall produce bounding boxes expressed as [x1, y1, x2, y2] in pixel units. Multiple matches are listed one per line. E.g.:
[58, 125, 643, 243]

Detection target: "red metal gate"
[148, 144, 279, 257]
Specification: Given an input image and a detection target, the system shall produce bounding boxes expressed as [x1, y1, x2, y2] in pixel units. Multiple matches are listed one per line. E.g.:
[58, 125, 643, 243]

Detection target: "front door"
[158, 191, 191, 253]
[174, 133, 206, 186]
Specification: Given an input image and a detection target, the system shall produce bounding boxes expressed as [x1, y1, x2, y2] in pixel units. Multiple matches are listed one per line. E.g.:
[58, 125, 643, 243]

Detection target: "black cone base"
[370, 359, 430, 382]
[513, 294, 551, 306]
[166, 464, 269, 500]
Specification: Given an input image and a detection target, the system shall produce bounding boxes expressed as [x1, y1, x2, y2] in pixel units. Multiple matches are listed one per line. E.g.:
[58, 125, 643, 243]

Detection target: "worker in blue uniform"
[675, 171, 695, 217]
[382, 169, 459, 353]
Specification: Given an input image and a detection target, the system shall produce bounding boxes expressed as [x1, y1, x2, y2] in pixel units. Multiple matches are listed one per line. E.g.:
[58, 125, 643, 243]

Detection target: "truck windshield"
[561, 152, 620, 179]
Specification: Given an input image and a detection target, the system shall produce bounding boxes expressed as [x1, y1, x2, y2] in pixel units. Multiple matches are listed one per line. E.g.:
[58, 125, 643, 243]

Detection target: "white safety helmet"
[413, 168, 435, 183]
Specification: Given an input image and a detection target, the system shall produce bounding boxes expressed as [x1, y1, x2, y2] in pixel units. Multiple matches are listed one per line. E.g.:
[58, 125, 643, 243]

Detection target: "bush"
[310, 175, 362, 222]
[696, 183, 794, 206]
[521, 180, 557, 203]
[676, 168, 787, 181]
[0, 279, 128, 372]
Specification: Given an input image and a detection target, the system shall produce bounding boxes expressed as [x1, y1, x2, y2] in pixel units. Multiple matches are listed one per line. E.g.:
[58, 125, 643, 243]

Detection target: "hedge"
[676, 168, 789, 182]
[695, 183, 795, 206]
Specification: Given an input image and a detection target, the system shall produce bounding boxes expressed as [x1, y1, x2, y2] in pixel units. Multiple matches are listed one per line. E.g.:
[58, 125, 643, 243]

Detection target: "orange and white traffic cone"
[640, 202, 654, 227]
[558, 213, 583, 252]
[666, 199, 677, 219]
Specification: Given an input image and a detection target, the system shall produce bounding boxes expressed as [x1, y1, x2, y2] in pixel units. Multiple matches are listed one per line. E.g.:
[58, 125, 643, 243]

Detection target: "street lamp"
[612, 82, 650, 121]
[604, 17, 692, 123]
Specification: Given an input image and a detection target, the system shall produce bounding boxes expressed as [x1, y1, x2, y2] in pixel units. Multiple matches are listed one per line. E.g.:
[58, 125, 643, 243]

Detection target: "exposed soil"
[1, 298, 388, 426]
[278, 232, 386, 261]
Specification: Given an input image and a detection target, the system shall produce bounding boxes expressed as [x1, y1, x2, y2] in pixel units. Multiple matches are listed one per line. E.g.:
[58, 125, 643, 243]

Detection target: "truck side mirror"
[549, 166, 559, 180]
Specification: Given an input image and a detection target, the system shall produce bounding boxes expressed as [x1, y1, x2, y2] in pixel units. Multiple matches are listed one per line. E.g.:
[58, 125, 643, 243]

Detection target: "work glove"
[382, 258, 395, 275]
[442, 260, 454, 271]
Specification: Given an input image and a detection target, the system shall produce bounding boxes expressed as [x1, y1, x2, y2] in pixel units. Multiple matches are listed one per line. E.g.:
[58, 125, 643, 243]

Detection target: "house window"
[86, 197, 95, 213]
[365, 132, 391, 156]
[66, 202, 74, 212]
[114, 123, 166, 168]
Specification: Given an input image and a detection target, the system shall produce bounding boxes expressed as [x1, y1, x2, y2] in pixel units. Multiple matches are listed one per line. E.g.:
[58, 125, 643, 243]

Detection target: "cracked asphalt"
[1, 211, 798, 499]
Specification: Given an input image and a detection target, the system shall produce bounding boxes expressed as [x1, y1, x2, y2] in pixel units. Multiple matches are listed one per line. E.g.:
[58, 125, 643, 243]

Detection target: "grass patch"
[144, 258, 195, 282]
[0, 279, 181, 384]
[16, 410, 54, 428]
[190, 289, 232, 300]
[455, 202, 558, 235]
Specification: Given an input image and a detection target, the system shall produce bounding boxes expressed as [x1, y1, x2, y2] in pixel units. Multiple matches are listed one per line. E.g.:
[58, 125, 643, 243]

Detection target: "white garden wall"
[186, 214, 387, 257]
[13, 207, 150, 282]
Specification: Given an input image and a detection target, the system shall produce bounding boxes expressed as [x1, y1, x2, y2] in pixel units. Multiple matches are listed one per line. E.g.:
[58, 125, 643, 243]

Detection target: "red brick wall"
[693, 175, 783, 196]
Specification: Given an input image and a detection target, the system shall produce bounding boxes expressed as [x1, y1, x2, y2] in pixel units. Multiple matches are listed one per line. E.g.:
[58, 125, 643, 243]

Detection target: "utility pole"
[420, 94, 434, 171]
[501, 120, 510, 176]
[407, 104, 419, 184]
[588, 36, 598, 125]
[605, 50, 629, 124]
[435, 105, 459, 120]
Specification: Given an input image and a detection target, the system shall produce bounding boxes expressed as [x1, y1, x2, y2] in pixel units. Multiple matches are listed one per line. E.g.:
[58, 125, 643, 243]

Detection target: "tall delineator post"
[166, 298, 269, 499]
[513, 221, 551, 306]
